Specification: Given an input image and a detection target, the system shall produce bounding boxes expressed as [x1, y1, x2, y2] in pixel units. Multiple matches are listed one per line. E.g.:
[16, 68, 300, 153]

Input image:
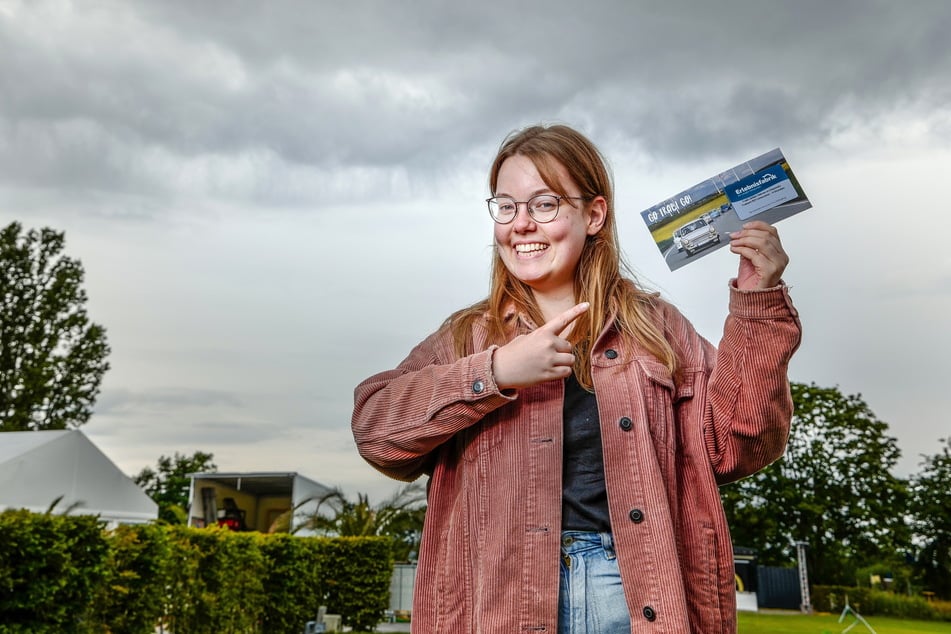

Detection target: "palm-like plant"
[304, 483, 426, 562]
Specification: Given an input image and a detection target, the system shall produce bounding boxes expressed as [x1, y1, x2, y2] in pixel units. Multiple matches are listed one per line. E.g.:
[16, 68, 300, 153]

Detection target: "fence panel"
[757, 566, 801, 610]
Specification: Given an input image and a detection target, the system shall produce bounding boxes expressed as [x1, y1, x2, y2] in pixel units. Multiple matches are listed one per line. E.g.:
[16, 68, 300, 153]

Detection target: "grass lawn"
[349, 611, 951, 633]
[738, 611, 951, 633]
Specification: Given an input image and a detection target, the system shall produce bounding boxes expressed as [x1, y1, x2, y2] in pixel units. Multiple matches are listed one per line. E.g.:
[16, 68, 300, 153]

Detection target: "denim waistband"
[560, 531, 614, 554]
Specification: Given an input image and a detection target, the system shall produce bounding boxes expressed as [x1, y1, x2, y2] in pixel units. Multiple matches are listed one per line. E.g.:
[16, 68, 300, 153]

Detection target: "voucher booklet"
[640, 148, 811, 271]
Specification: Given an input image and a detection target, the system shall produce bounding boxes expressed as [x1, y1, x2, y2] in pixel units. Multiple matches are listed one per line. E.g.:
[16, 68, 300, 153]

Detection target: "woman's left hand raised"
[728, 221, 789, 290]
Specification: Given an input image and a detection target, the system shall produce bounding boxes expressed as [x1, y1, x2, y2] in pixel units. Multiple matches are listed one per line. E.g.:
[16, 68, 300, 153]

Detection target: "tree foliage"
[721, 382, 910, 586]
[306, 482, 426, 562]
[909, 437, 951, 599]
[134, 451, 217, 524]
[0, 221, 111, 431]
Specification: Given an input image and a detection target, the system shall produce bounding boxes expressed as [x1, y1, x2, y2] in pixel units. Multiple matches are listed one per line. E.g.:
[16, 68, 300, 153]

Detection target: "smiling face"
[492, 154, 606, 303]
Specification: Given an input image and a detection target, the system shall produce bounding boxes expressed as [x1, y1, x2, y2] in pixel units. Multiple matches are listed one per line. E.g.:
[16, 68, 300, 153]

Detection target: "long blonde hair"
[449, 124, 676, 389]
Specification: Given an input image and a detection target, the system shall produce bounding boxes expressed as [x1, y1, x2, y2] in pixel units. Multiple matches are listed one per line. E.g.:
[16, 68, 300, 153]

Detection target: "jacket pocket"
[639, 358, 697, 448]
[436, 507, 472, 628]
[637, 358, 676, 448]
[698, 522, 723, 632]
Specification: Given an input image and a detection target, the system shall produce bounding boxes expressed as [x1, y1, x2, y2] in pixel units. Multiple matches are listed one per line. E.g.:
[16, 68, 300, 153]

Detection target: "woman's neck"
[532, 287, 578, 325]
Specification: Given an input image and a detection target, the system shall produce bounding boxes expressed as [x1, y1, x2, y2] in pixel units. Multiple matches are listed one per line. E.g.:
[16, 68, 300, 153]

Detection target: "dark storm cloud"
[2, 0, 950, 211]
[136, 0, 951, 161]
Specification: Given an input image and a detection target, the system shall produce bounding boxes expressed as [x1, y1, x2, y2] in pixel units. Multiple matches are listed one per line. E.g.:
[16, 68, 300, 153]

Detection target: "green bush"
[0, 509, 108, 633]
[173, 527, 267, 633]
[813, 585, 951, 621]
[259, 533, 324, 633]
[93, 523, 172, 634]
[159, 525, 203, 632]
[0, 511, 395, 633]
[313, 537, 394, 633]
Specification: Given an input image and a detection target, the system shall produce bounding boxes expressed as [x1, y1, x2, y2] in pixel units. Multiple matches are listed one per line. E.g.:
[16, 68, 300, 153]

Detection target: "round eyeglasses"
[486, 194, 587, 224]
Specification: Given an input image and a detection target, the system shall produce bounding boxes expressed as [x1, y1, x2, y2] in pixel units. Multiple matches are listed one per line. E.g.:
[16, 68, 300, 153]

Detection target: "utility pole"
[795, 541, 812, 614]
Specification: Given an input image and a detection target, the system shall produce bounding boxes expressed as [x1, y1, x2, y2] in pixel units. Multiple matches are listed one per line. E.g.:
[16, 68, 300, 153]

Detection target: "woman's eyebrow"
[494, 187, 557, 198]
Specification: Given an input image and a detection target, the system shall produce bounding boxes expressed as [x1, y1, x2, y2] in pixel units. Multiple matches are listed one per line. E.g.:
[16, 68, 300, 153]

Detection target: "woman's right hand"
[491, 302, 589, 390]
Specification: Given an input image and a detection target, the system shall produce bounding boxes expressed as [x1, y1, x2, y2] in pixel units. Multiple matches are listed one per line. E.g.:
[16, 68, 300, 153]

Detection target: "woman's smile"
[514, 241, 549, 256]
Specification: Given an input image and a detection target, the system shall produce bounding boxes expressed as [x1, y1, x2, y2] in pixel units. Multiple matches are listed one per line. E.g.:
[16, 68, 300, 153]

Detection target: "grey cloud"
[165, 420, 287, 446]
[92, 415, 285, 447]
[94, 387, 244, 416]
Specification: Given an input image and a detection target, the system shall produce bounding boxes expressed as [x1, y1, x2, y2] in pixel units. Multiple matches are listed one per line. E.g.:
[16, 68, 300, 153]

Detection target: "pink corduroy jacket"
[352, 282, 801, 633]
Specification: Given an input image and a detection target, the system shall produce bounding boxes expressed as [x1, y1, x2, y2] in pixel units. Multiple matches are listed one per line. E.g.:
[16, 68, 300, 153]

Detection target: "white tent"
[0, 429, 157, 525]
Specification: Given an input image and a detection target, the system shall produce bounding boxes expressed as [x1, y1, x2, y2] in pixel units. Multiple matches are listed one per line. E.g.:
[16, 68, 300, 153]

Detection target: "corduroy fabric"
[352, 281, 801, 633]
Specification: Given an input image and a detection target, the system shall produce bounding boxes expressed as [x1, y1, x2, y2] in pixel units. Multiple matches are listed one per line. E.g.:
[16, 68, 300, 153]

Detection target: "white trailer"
[187, 471, 333, 534]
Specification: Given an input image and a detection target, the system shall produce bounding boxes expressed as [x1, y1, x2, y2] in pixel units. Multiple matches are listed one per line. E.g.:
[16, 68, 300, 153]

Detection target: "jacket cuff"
[465, 346, 517, 402]
[728, 279, 799, 320]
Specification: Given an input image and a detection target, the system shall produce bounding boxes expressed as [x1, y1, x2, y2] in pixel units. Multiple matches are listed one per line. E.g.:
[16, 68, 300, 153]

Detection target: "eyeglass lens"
[488, 195, 560, 223]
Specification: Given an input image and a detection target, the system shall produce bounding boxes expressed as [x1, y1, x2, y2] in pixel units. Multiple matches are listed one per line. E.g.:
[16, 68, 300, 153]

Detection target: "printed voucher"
[639, 148, 811, 271]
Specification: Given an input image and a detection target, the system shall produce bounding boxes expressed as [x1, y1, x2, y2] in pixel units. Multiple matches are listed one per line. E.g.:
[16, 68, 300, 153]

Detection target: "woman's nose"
[511, 203, 536, 232]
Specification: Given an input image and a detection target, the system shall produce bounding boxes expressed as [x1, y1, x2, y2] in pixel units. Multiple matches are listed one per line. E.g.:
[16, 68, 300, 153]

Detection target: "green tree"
[134, 451, 217, 524]
[909, 437, 951, 599]
[721, 382, 910, 585]
[307, 482, 426, 562]
[0, 221, 111, 431]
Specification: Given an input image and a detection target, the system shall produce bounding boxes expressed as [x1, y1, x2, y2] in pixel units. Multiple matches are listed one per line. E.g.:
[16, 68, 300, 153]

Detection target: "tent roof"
[0, 429, 70, 462]
[0, 430, 157, 524]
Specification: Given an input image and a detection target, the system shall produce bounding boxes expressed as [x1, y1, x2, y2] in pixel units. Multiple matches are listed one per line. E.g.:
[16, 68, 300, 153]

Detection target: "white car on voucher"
[675, 216, 721, 256]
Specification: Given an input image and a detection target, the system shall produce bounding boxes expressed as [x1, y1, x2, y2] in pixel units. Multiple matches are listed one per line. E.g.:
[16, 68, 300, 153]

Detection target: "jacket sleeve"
[351, 327, 516, 482]
[700, 281, 802, 484]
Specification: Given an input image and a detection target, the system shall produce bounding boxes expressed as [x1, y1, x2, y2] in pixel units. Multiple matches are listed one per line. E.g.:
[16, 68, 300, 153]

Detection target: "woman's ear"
[586, 196, 608, 235]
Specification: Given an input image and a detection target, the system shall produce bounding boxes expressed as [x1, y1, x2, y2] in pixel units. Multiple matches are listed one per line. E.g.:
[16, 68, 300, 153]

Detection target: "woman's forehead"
[496, 153, 574, 194]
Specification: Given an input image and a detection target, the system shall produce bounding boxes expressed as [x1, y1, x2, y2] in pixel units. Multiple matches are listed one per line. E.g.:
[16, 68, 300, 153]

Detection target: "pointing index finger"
[543, 302, 590, 337]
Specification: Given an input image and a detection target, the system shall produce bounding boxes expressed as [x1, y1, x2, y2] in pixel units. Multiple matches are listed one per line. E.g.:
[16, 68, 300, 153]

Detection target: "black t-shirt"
[561, 373, 611, 531]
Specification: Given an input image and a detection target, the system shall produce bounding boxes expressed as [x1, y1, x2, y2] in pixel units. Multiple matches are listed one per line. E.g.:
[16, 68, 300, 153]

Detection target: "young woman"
[352, 124, 801, 633]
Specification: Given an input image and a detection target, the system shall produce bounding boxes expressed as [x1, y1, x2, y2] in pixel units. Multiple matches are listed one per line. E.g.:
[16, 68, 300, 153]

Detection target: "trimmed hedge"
[94, 523, 173, 634]
[0, 509, 394, 633]
[259, 534, 324, 634]
[318, 537, 394, 632]
[813, 585, 951, 622]
[0, 509, 108, 633]
[256, 536, 392, 632]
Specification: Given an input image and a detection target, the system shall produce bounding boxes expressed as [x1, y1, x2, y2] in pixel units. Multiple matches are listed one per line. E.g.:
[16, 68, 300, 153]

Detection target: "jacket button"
[642, 606, 656, 621]
[619, 417, 633, 431]
[604, 349, 618, 359]
[472, 380, 485, 394]
[629, 508, 644, 523]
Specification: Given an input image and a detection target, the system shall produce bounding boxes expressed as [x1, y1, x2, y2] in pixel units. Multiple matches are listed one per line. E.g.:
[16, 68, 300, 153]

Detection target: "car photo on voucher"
[673, 216, 721, 257]
[639, 148, 812, 272]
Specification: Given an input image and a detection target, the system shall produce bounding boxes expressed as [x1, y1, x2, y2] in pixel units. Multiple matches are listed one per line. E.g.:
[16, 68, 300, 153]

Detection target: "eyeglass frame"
[485, 194, 591, 224]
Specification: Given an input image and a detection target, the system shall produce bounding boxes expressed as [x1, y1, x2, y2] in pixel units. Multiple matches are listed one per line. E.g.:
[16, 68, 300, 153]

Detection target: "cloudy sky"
[2, 0, 949, 502]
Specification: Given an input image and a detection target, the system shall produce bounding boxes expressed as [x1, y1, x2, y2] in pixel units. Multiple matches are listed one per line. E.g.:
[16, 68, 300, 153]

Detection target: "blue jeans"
[558, 531, 631, 634]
